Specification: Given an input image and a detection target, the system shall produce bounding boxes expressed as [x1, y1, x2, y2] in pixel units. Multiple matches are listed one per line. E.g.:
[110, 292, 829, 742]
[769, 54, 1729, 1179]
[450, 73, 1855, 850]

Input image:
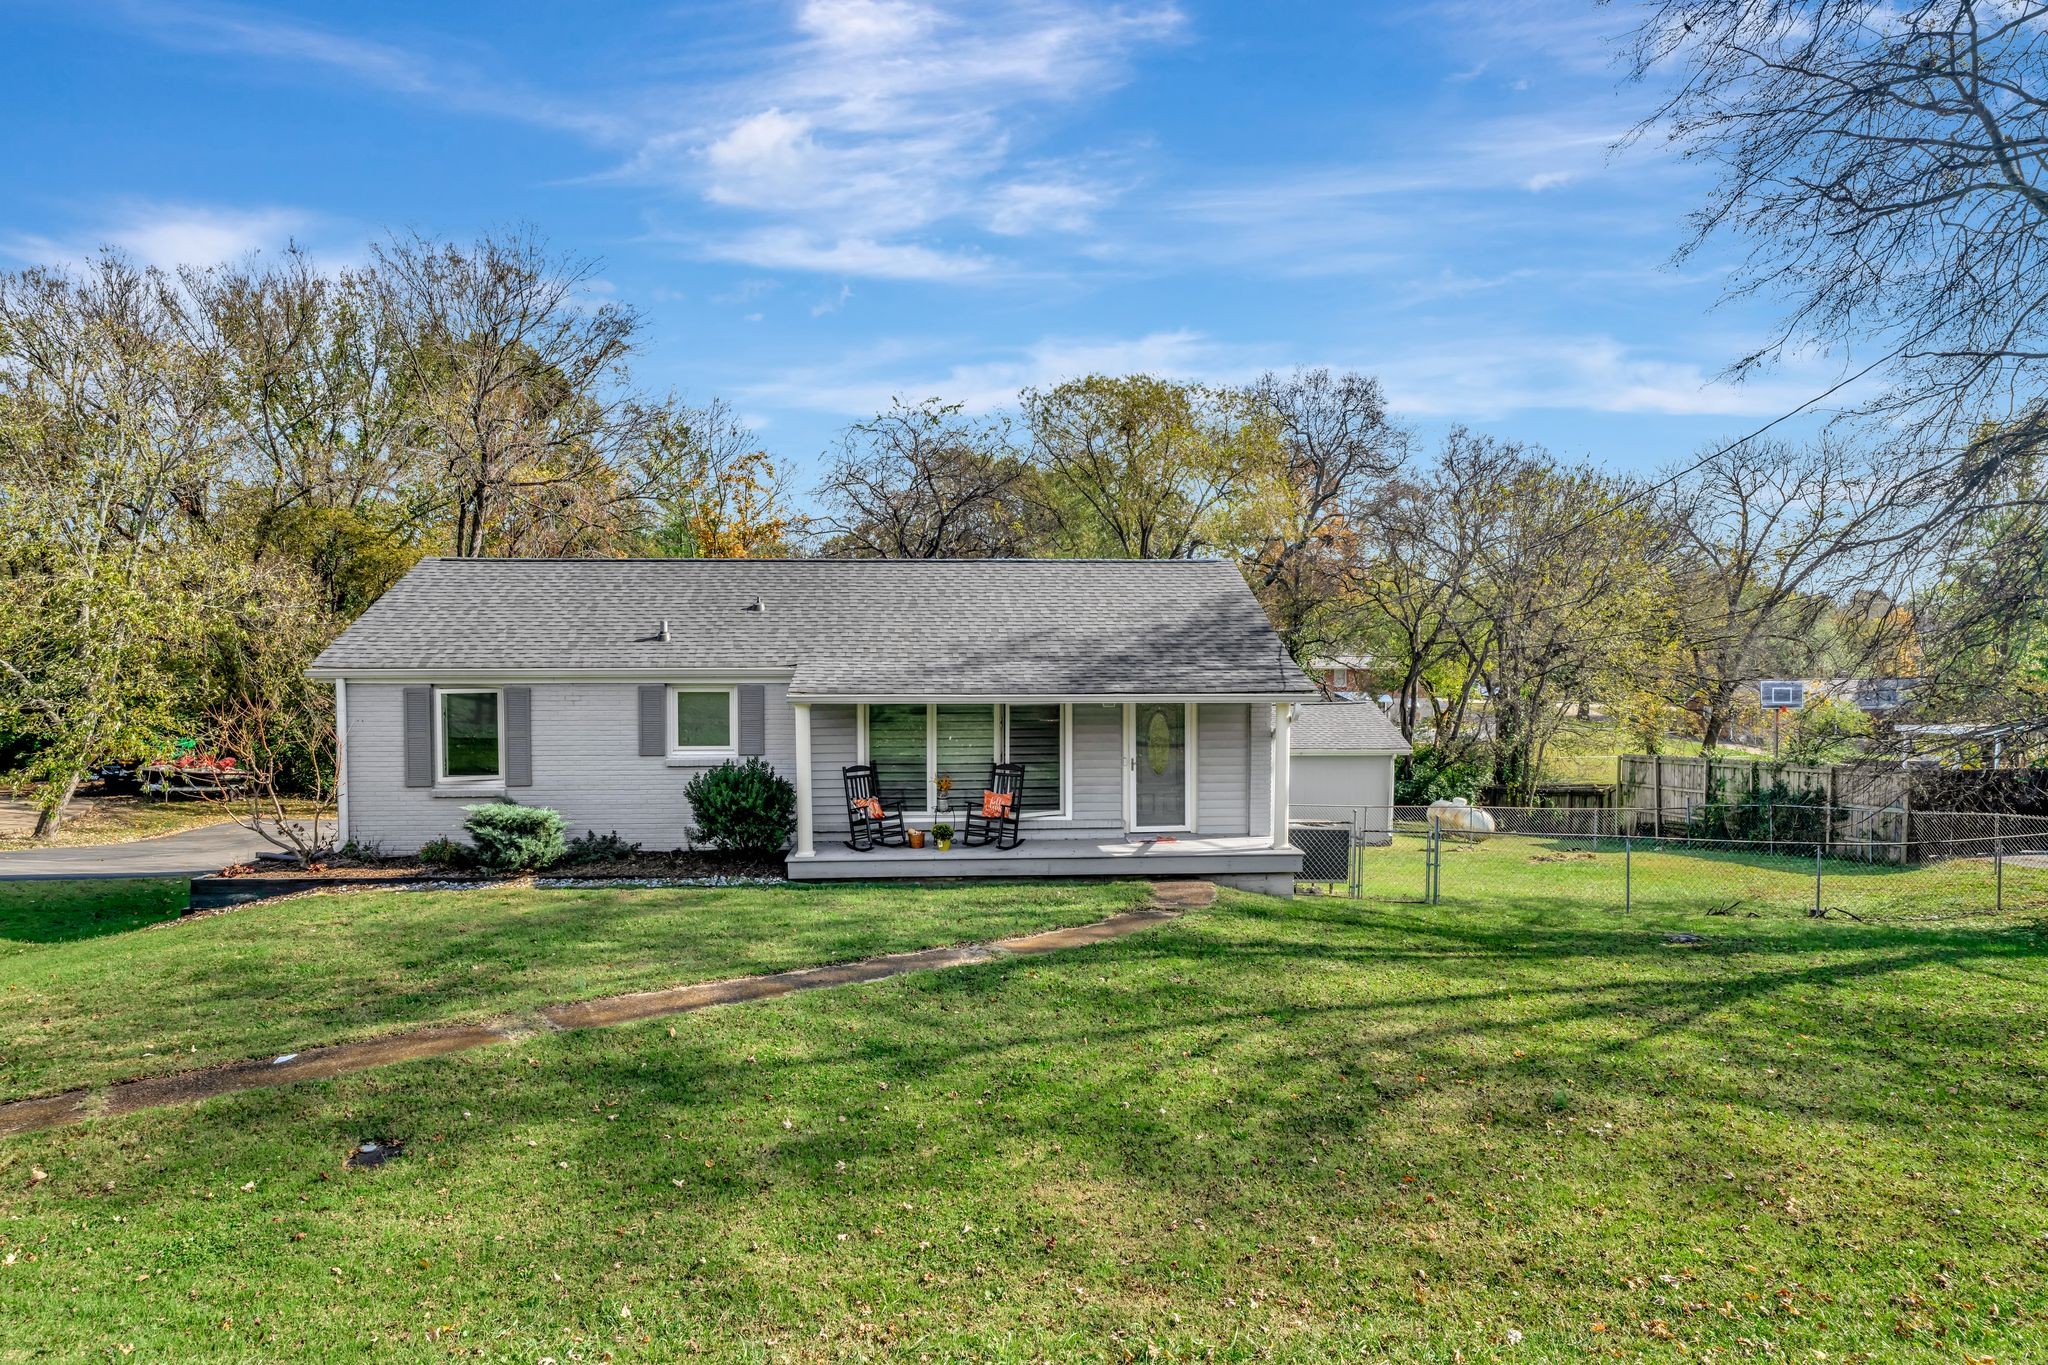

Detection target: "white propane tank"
[1426, 797, 1496, 842]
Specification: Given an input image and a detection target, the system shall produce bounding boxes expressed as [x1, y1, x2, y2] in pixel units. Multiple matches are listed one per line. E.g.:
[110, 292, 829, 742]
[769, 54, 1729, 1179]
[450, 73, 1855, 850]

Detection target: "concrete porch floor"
[788, 833, 1301, 894]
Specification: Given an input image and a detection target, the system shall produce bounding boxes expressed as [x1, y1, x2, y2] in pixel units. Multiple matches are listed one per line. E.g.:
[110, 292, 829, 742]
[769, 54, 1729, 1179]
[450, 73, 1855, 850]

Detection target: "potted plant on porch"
[931, 822, 953, 852]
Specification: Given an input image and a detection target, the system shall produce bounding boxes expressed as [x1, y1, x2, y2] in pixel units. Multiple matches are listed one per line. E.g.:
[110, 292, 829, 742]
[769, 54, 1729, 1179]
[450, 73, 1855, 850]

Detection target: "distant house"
[310, 557, 1320, 893]
[1305, 654, 1379, 700]
[1287, 700, 1412, 844]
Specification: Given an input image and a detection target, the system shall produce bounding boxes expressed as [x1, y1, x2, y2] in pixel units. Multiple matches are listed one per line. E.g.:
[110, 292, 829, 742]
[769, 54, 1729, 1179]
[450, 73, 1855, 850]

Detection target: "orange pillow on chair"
[981, 790, 1014, 818]
[855, 797, 884, 820]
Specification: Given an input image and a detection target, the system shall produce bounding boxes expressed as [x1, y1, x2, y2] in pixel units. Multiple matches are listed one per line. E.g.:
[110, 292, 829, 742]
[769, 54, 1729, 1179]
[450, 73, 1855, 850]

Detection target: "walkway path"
[0, 879, 1215, 1138]
[0, 820, 278, 881]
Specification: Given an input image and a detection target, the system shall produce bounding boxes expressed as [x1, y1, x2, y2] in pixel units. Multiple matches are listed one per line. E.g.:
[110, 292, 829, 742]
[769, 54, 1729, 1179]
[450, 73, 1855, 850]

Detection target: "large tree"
[1024, 375, 1276, 560]
[0, 256, 236, 835]
[811, 399, 1044, 558]
[1658, 438, 1904, 746]
[1236, 368, 1408, 660]
[373, 230, 646, 559]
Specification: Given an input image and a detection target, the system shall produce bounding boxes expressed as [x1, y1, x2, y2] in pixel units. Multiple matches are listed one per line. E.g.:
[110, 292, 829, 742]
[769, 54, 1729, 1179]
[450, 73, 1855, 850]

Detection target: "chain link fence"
[1288, 803, 2048, 922]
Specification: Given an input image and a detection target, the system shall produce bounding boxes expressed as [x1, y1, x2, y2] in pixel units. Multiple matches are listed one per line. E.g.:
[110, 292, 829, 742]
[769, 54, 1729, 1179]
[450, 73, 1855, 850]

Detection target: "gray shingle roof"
[1291, 700, 1412, 754]
[311, 558, 1317, 699]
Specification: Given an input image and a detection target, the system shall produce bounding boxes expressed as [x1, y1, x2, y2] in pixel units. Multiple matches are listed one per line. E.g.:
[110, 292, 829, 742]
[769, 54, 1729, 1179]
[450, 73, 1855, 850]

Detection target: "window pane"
[867, 704, 928, 811]
[1007, 704, 1062, 814]
[442, 692, 499, 778]
[935, 705, 996, 810]
[675, 690, 731, 748]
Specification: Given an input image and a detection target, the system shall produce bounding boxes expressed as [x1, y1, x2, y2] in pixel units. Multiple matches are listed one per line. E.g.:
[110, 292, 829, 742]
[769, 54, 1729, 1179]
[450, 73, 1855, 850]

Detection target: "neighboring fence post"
[1426, 818, 1441, 905]
[1996, 813, 2005, 915]
[1814, 838, 1824, 917]
[1624, 831, 1632, 913]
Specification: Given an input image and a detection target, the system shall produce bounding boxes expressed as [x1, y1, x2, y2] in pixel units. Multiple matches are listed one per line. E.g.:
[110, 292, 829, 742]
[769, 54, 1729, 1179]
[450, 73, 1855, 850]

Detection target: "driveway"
[0, 821, 280, 880]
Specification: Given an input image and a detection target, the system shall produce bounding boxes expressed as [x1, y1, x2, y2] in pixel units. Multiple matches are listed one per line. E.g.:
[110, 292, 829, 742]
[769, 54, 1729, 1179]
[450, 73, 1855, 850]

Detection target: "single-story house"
[1286, 699, 1412, 844]
[309, 557, 1319, 893]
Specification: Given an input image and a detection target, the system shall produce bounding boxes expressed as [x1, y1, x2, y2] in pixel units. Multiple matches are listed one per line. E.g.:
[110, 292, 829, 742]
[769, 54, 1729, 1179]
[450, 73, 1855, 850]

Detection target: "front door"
[1128, 701, 1191, 830]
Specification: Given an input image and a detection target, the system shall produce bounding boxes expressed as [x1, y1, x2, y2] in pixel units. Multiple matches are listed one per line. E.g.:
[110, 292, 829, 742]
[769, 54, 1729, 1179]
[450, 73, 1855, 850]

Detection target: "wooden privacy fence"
[1616, 754, 1912, 861]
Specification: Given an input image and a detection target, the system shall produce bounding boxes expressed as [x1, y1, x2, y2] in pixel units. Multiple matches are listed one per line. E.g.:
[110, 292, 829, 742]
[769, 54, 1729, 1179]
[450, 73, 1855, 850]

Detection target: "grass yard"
[0, 878, 186, 959]
[0, 879, 1150, 1100]
[1538, 719, 1766, 787]
[1339, 829, 2048, 924]
[2, 883, 2045, 1361]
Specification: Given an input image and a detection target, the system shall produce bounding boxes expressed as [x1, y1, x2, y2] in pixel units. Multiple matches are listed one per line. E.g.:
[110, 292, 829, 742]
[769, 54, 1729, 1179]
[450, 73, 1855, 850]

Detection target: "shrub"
[1396, 745, 1483, 805]
[462, 801, 568, 871]
[561, 829, 643, 866]
[416, 836, 471, 870]
[683, 758, 796, 856]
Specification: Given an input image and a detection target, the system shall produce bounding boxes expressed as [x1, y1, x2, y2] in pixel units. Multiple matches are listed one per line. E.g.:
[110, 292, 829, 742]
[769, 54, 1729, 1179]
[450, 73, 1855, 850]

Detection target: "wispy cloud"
[0, 201, 332, 272]
[1373, 333, 1849, 419]
[107, 0, 623, 139]
[741, 327, 1271, 415]
[619, 0, 1183, 277]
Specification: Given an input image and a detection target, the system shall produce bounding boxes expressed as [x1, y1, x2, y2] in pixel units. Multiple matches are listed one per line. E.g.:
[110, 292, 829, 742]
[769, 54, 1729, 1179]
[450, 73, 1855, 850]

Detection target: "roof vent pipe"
[743, 597, 764, 613]
[657, 619, 670, 642]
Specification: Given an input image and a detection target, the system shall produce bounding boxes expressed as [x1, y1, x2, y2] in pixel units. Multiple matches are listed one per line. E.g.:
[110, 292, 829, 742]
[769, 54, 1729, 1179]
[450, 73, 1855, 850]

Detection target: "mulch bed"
[216, 849, 787, 882]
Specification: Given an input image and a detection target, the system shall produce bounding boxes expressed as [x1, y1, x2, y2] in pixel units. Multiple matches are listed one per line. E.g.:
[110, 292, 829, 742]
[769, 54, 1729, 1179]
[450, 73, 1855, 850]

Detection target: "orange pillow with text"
[981, 790, 1014, 818]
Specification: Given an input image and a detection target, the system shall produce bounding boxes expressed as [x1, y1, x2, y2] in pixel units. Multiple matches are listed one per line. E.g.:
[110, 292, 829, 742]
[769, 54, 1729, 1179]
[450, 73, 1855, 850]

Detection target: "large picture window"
[862, 703, 1067, 817]
[438, 689, 501, 784]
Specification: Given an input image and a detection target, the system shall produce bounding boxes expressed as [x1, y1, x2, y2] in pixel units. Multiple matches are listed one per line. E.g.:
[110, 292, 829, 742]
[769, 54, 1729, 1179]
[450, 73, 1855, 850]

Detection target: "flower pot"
[908, 829, 926, 849]
[936, 838, 951, 851]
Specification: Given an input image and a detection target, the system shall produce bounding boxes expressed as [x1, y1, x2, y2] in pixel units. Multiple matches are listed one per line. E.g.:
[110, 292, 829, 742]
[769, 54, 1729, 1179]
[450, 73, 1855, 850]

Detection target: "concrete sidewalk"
[0, 821, 280, 881]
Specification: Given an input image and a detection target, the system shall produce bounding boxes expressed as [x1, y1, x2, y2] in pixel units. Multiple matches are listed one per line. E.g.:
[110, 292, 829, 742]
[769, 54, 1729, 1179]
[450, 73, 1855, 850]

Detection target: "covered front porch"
[787, 832, 1299, 894]
[783, 693, 1303, 894]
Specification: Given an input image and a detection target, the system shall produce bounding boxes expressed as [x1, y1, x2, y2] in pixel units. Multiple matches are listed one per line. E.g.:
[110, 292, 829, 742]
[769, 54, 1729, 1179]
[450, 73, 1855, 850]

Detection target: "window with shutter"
[1005, 704, 1063, 815]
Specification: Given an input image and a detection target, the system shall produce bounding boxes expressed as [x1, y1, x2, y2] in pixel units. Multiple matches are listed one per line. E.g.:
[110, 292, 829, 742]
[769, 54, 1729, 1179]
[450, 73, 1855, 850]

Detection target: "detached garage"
[1289, 700, 1411, 844]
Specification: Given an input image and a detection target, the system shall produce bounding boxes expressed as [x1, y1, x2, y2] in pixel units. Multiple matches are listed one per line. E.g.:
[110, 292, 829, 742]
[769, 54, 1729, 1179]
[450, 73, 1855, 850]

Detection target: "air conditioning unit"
[1758, 680, 1805, 710]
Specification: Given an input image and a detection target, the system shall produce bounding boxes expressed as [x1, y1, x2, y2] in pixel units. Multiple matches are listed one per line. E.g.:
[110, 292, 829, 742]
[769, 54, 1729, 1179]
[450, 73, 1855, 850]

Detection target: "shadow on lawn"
[135, 892, 2047, 1200]
[0, 878, 187, 950]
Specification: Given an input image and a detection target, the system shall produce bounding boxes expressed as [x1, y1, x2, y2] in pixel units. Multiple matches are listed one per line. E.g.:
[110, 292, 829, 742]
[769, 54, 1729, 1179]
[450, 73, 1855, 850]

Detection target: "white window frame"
[1124, 701, 1198, 832]
[857, 703, 1071, 821]
[667, 684, 740, 761]
[434, 686, 504, 787]
[1003, 702, 1072, 821]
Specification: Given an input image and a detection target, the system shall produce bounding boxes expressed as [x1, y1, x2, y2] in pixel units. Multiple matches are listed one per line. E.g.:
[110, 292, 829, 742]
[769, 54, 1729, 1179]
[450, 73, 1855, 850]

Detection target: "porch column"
[1270, 702, 1293, 850]
[792, 700, 815, 859]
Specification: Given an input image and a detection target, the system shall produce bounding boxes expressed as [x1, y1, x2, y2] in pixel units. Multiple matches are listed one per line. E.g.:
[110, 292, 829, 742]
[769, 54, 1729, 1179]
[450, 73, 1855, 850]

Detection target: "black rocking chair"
[962, 762, 1026, 851]
[842, 764, 909, 851]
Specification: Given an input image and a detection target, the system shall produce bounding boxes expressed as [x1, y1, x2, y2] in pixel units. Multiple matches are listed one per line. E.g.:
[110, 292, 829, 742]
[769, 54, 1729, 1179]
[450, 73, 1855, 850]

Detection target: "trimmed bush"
[684, 758, 796, 856]
[462, 801, 568, 872]
[561, 829, 643, 866]
[417, 835, 473, 870]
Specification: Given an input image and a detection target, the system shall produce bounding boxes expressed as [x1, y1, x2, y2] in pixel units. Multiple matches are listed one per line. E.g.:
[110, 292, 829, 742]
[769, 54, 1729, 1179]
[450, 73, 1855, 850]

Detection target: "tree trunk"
[32, 769, 83, 840]
[1700, 681, 1737, 749]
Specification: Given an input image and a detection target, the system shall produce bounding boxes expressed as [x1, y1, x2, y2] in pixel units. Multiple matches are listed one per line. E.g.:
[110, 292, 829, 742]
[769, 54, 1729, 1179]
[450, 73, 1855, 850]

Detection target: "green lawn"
[1350, 830, 2048, 922]
[0, 879, 1149, 1100]
[1538, 718, 1767, 787]
[0, 878, 186, 958]
[2, 883, 2044, 1361]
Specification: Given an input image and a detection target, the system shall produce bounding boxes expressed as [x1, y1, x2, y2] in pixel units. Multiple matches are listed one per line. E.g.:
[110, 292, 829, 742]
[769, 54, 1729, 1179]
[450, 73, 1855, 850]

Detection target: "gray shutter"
[403, 687, 433, 788]
[737, 685, 766, 757]
[638, 684, 666, 757]
[503, 686, 532, 788]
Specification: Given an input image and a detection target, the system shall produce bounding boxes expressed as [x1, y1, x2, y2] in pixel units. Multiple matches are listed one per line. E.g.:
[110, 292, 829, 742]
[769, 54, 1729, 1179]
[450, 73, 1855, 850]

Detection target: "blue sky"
[1, 0, 1842, 489]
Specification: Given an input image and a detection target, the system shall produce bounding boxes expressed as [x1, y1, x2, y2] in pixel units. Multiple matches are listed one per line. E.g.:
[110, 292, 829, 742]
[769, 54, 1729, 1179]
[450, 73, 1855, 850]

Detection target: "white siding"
[1069, 703, 1125, 833]
[344, 681, 801, 854]
[1289, 753, 1398, 842]
[808, 704, 859, 840]
[1248, 704, 1275, 840]
[1195, 703, 1250, 836]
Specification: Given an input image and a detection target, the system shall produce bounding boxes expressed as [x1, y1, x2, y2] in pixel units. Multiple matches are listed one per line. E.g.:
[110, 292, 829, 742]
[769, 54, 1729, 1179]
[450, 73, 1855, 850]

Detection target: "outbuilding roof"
[311, 557, 1317, 700]
[1290, 699, 1412, 754]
